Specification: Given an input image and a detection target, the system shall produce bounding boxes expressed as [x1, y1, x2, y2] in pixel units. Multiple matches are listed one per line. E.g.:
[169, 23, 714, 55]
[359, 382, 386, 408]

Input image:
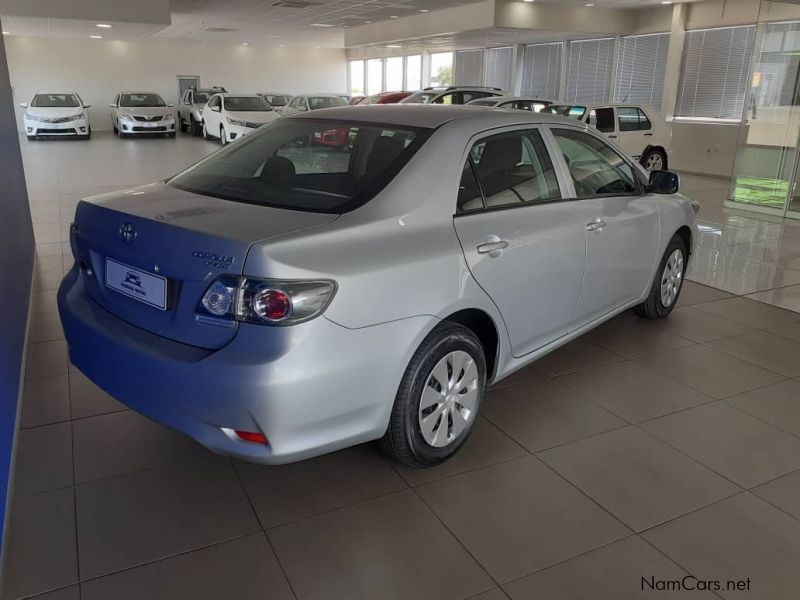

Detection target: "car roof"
[118, 91, 164, 96]
[548, 102, 649, 109]
[285, 104, 587, 130]
[489, 95, 553, 102]
[214, 93, 263, 97]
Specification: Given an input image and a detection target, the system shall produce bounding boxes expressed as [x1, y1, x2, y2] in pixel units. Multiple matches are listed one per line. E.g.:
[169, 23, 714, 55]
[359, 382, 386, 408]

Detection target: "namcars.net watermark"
[642, 575, 752, 593]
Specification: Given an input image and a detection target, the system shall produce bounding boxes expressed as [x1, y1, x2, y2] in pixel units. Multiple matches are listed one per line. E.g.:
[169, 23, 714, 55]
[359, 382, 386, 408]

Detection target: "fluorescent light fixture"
[387, 44, 402, 48]
[420, 9, 429, 12]
[96, 23, 112, 28]
[585, 2, 594, 5]
[1, 31, 9, 35]
[661, 0, 673, 3]
[390, 15, 399, 18]
[365, 20, 373, 23]
[280, 44, 286, 47]
[310, 23, 333, 27]
[90, 35, 103, 39]
[522, 0, 534, 3]
[242, 41, 248, 45]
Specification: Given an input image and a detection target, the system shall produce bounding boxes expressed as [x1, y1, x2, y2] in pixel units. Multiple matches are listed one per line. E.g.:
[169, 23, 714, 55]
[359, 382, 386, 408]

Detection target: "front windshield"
[308, 96, 348, 110]
[120, 93, 166, 107]
[402, 91, 440, 104]
[541, 105, 587, 119]
[31, 94, 80, 108]
[168, 118, 430, 213]
[224, 96, 271, 112]
[194, 92, 210, 104]
[263, 95, 288, 107]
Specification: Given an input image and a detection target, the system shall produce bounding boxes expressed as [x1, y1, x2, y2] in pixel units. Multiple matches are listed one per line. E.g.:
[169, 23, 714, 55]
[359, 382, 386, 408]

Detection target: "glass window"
[433, 93, 457, 105]
[119, 93, 166, 107]
[223, 96, 271, 111]
[349, 60, 365, 96]
[385, 57, 403, 91]
[194, 92, 210, 104]
[564, 38, 615, 103]
[541, 104, 587, 119]
[467, 130, 561, 209]
[402, 91, 440, 104]
[367, 59, 383, 95]
[406, 55, 422, 90]
[588, 107, 616, 133]
[31, 94, 81, 108]
[461, 91, 493, 103]
[169, 119, 431, 214]
[429, 52, 454, 87]
[617, 107, 640, 131]
[521, 42, 563, 99]
[457, 160, 484, 212]
[614, 33, 670, 111]
[308, 96, 347, 110]
[552, 128, 638, 198]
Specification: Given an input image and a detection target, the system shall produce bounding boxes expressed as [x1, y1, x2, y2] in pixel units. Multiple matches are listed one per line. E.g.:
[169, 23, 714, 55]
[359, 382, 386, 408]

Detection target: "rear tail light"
[196, 276, 336, 327]
[235, 430, 268, 445]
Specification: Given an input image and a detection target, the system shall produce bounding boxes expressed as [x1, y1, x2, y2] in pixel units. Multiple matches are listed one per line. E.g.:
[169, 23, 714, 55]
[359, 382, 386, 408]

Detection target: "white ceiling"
[0, 0, 699, 47]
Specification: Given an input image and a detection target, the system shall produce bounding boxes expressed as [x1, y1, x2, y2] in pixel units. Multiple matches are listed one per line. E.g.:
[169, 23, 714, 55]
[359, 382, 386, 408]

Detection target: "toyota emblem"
[119, 223, 137, 244]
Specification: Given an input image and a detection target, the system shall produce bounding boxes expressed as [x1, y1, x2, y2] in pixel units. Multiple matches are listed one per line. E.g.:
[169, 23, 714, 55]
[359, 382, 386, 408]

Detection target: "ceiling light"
[280, 44, 286, 47]
[390, 15, 398, 18]
[365, 20, 373, 23]
[585, 2, 594, 5]
[522, 0, 534, 3]
[420, 9, 429, 12]
[661, 0, 672, 3]
[310, 23, 333, 27]
[387, 44, 402, 48]
[96, 23, 112, 28]
[1, 31, 8, 35]
[90, 35, 103, 39]
[242, 42, 248, 45]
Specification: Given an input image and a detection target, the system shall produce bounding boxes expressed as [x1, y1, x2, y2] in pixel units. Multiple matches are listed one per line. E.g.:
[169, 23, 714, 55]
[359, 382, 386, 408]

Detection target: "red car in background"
[361, 91, 413, 104]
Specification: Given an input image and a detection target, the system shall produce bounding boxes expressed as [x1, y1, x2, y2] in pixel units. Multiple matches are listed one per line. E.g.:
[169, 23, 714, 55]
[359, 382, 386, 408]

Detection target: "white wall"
[6, 36, 347, 131]
[670, 121, 740, 178]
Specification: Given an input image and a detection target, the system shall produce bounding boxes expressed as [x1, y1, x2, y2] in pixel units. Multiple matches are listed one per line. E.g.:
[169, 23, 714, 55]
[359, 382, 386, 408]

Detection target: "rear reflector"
[235, 430, 268, 445]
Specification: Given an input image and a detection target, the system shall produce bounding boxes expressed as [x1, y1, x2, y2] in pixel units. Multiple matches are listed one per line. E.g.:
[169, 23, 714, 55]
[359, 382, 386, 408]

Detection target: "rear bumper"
[58, 267, 433, 464]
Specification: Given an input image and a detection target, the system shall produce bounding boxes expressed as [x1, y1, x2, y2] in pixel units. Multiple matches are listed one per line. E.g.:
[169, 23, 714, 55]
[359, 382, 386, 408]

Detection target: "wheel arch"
[675, 225, 693, 257]
[441, 308, 500, 381]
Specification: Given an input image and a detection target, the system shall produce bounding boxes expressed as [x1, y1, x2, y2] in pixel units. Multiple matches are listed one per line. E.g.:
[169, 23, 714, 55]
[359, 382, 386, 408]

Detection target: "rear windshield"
[168, 118, 431, 214]
[541, 105, 587, 119]
[224, 96, 271, 111]
[194, 92, 210, 104]
[32, 94, 80, 108]
[308, 96, 348, 110]
[120, 93, 165, 107]
[262, 94, 288, 107]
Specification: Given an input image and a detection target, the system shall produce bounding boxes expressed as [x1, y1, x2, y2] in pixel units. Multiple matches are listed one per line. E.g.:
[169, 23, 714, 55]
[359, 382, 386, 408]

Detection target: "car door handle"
[477, 239, 509, 256]
[644, 132, 654, 137]
[608, 135, 618, 139]
[586, 219, 607, 232]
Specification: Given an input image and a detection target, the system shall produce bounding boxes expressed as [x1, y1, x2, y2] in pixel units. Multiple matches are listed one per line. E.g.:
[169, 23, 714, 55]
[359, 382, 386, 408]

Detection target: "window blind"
[675, 25, 756, 120]
[564, 38, 615, 104]
[454, 49, 486, 86]
[614, 32, 670, 111]
[485, 47, 513, 91]
[520, 42, 563, 99]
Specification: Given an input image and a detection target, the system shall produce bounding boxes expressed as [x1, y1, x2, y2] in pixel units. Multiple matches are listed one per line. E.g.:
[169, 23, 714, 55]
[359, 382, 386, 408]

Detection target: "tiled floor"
[5, 132, 800, 599]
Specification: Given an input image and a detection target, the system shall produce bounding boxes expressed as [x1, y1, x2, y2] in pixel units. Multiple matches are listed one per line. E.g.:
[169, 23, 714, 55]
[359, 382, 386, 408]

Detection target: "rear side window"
[457, 129, 561, 212]
[169, 119, 431, 213]
[461, 91, 493, 103]
[588, 107, 615, 133]
[618, 107, 652, 131]
[551, 128, 638, 198]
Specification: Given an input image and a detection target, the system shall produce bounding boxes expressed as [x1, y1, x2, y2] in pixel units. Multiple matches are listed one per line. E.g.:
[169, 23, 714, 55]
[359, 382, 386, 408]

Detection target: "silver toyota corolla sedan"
[59, 105, 697, 467]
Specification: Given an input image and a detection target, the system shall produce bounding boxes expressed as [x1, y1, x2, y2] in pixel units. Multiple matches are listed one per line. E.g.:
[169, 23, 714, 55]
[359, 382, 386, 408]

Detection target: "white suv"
[542, 103, 672, 171]
[401, 86, 506, 105]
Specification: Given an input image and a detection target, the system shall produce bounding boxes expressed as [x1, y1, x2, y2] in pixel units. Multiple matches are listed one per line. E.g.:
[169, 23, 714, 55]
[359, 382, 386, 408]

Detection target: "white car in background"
[467, 95, 553, 112]
[401, 86, 506, 105]
[202, 93, 281, 145]
[542, 103, 672, 172]
[110, 92, 176, 138]
[259, 93, 292, 113]
[280, 94, 349, 115]
[21, 93, 91, 140]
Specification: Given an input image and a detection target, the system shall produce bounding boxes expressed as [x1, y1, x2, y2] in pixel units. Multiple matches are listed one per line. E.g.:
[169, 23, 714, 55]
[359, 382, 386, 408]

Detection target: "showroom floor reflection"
[6, 132, 800, 600]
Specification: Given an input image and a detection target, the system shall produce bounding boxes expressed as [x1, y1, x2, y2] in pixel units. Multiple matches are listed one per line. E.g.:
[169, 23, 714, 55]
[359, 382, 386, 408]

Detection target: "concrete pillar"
[661, 3, 688, 119]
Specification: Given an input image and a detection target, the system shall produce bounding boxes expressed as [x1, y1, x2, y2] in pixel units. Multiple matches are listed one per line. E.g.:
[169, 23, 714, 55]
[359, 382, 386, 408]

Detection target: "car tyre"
[112, 123, 118, 134]
[220, 125, 227, 145]
[191, 118, 202, 136]
[642, 147, 668, 172]
[380, 322, 486, 467]
[202, 122, 211, 140]
[635, 234, 688, 320]
[179, 118, 187, 133]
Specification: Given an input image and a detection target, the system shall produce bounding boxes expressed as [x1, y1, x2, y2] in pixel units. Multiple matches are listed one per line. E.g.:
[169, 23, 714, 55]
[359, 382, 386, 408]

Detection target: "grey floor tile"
[73, 410, 208, 483]
[20, 375, 70, 428]
[490, 363, 548, 391]
[13, 422, 73, 495]
[25, 340, 68, 380]
[394, 417, 526, 487]
[677, 281, 735, 307]
[531, 338, 624, 377]
[751, 470, 800, 520]
[694, 296, 800, 329]
[28, 311, 64, 343]
[643, 493, 800, 600]
[558, 361, 712, 423]
[81, 533, 293, 600]
[19, 587, 80, 600]
[2, 488, 77, 600]
[483, 379, 626, 452]
[30, 290, 59, 315]
[470, 590, 510, 600]
[269, 489, 494, 600]
[582, 312, 695, 359]
[660, 306, 754, 343]
[641, 402, 800, 488]
[707, 330, 800, 378]
[417, 455, 629, 583]
[68, 372, 126, 419]
[636, 345, 784, 400]
[503, 536, 714, 599]
[538, 427, 739, 531]
[765, 321, 800, 342]
[726, 379, 800, 436]
[235, 445, 406, 529]
[748, 285, 800, 314]
[76, 456, 260, 579]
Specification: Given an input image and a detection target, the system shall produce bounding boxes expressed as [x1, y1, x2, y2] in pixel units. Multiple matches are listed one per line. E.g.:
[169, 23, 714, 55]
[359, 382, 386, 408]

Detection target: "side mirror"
[167, 103, 174, 107]
[83, 104, 92, 108]
[19, 102, 28, 108]
[109, 104, 117, 108]
[646, 170, 679, 195]
[212, 105, 221, 112]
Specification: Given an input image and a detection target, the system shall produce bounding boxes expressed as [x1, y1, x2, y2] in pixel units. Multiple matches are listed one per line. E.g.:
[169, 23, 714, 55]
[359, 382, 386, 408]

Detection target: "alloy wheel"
[418, 350, 479, 448]
[646, 152, 664, 172]
[660, 248, 684, 307]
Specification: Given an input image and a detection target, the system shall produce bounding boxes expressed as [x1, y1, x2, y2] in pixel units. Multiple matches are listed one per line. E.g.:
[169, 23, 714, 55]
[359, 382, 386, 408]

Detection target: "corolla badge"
[192, 250, 235, 270]
[119, 223, 137, 244]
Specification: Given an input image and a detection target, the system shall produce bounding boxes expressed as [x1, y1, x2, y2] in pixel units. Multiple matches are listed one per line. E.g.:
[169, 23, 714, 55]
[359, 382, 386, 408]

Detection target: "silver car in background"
[110, 92, 177, 138]
[59, 105, 696, 468]
[259, 93, 292, 114]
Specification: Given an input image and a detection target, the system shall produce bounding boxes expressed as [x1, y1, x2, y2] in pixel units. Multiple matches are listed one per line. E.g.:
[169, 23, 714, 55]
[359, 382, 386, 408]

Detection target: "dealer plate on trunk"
[105, 258, 167, 310]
